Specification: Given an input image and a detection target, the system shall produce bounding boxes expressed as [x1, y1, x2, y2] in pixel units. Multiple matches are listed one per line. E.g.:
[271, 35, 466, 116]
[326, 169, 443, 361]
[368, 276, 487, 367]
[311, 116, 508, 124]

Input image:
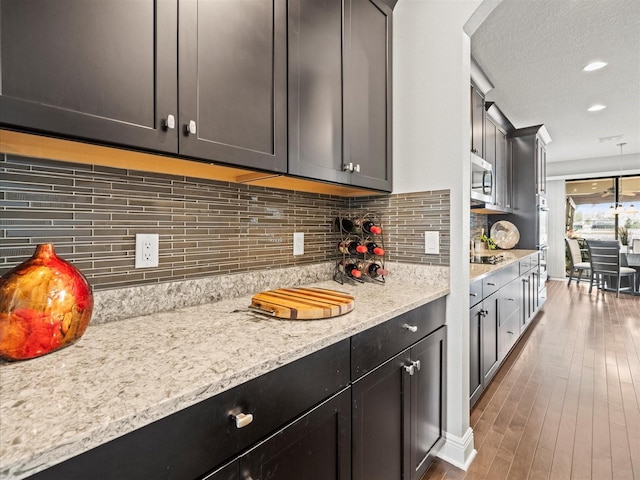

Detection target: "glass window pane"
[619, 176, 640, 250]
[565, 178, 616, 240]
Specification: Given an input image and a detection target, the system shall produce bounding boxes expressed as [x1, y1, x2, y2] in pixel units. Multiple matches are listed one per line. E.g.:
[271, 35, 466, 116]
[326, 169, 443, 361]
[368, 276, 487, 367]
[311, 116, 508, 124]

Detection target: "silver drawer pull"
[507, 298, 515, 301]
[507, 331, 515, 335]
[470, 292, 478, 297]
[487, 282, 496, 286]
[162, 114, 175, 130]
[233, 412, 254, 429]
[403, 324, 418, 333]
[185, 120, 197, 135]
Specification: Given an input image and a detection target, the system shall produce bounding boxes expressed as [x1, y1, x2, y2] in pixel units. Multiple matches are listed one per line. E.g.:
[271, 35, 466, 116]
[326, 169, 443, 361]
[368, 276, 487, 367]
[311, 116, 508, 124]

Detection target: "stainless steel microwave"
[470, 153, 494, 204]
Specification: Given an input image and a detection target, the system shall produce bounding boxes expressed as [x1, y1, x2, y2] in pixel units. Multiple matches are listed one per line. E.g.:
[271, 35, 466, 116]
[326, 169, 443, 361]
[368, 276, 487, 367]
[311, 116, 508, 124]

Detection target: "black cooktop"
[470, 254, 505, 265]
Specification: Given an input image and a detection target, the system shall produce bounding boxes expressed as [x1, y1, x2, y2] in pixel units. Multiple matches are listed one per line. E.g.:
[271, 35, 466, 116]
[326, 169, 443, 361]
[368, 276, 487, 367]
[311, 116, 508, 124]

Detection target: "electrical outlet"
[135, 233, 159, 268]
[293, 232, 304, 256]
[424, 231, 440, 255]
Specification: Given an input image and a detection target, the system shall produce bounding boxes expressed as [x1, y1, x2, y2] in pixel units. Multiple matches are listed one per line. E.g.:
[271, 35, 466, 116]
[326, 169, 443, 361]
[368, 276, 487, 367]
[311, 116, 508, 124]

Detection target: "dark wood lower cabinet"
[240, 388, 351, 480]
[411, 327, 447, 480]
[352, 326, 447, 480]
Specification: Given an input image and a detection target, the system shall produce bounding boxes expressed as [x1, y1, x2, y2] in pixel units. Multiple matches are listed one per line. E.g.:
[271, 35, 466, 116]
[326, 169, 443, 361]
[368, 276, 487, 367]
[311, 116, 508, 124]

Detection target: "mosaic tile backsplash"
[1, 154, 450, 290]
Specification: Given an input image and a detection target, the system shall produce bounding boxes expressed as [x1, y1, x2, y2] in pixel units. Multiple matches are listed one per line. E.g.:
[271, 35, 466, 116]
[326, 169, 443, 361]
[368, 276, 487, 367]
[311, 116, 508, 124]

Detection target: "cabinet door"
[484, 116, 497, 167]
[287, 0, 349, 185]
[178, 0, 287, 172]
[352, 352, 410, 480]
[410, 326, 447, 480]
[495, 127, 511, 209]
[469, 303, 483, 407]
[0, 0, 178, 153]
[482, 293, 499, 385]
[470, 86, 484, 158]
[241, 389, 351, 480]
[344, 0, 393, 191]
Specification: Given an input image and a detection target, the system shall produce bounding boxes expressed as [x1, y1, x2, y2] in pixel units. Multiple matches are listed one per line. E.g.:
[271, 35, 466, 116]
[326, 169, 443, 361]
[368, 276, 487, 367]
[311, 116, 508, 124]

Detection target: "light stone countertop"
[0, 264, 449, 480]
[469, 249, 539, 281]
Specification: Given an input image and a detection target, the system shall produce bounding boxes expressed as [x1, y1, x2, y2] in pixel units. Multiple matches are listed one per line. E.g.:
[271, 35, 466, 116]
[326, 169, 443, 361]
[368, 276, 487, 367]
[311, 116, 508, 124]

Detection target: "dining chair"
[585, 239, 637, 297]
[565, 238, 590, 285]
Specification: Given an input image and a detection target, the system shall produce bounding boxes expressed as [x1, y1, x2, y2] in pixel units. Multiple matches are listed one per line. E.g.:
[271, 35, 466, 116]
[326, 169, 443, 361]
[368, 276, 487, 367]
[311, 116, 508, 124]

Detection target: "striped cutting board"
[250, 287, 355, 320]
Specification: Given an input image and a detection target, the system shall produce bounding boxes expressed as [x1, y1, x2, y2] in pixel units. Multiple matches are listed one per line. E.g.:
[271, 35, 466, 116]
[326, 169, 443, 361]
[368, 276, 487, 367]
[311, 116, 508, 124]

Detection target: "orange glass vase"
[0, 244, 93, 361]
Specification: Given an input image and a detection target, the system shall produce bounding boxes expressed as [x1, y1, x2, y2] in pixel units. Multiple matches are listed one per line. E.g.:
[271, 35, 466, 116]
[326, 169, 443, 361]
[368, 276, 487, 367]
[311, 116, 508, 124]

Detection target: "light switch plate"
[293, 232, 304, 256]
[424, 231, 439, 255]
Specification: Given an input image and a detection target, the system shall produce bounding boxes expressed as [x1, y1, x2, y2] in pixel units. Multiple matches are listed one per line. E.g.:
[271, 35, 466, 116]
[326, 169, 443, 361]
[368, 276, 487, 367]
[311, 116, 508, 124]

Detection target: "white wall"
[393, 0, 483, 469]
[547, 179, 567, 280]
[547, 153, 640, 180]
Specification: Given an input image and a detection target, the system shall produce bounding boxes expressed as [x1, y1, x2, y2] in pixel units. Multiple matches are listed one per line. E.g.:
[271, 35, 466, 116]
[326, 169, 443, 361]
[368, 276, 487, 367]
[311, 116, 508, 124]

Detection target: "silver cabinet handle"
[403, 324, 418, 333]
[470, 292, 478, 297]
[184, 120, 197, 135]
[487, 282, 496, 286]
[404, 360, 421, 376]
[162, 114, 175, 130]
[343, 162, 354, 172]
[507, 330, 515, 335]
[507, 298, 515, 301]
[232, 412, 253, 429]
[354, 164, 361, 173]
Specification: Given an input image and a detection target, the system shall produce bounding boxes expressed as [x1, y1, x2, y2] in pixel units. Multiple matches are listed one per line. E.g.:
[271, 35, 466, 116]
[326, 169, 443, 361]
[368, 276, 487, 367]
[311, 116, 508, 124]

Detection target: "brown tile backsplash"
[1, 154, 450, 290]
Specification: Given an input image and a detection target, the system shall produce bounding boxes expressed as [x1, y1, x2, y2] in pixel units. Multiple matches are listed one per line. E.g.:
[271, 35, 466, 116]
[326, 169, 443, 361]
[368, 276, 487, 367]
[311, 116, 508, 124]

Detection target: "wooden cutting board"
[250, 287, 355, 320]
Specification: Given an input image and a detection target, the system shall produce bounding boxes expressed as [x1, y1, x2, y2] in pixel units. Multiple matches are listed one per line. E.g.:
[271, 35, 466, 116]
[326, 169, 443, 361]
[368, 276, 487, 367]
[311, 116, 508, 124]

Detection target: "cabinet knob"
[184, 120, 197, 135]
[343, 162, 354, 172]
[354, 164, 361, 173]
[232, 412, 254, 429]
[403, 324, 418, 333]
[162, 114, 176, 130]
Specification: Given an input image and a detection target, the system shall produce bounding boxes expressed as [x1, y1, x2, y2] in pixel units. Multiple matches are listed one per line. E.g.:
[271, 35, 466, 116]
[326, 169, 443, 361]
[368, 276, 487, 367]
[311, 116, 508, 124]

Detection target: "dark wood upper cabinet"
[470, 85, 485, 158]
[344, 0, 393, 191]
[289, 0, 393, 191]
[287, 0, 348, 184]
[0, 0, 178, 153]
[178, 0, 287, 172]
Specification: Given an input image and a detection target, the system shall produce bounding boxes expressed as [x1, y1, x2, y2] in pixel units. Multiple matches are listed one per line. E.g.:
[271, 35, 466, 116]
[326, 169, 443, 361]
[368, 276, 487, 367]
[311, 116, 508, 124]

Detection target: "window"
[565, 176, 640, 247]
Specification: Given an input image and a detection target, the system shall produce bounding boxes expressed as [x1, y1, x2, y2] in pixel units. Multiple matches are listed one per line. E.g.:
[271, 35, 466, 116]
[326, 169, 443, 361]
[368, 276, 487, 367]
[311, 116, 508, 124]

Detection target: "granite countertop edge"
[0, 266, 449, 480]
[469, 249, 539, 281]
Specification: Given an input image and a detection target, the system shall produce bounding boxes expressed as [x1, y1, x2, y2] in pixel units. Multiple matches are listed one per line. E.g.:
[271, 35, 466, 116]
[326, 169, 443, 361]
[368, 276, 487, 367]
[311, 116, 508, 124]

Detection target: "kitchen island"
[0, 263, 449, 480]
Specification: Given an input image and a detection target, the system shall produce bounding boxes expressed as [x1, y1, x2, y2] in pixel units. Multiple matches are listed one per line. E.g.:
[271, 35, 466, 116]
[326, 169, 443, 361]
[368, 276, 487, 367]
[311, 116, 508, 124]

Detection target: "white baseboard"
[436, 427, 477, 471]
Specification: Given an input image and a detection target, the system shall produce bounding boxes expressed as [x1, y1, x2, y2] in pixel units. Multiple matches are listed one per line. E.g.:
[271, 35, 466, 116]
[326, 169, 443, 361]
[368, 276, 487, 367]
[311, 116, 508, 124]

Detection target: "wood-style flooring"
[422, 279, 640, 480]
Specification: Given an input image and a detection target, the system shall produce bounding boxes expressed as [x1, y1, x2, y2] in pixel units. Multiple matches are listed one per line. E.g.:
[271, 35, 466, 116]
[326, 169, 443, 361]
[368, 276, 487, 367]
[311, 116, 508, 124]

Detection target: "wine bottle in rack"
[339, 239, 368, 255]
[364, 241, 385, 256]
[335, 217, 358, 234]
[355, 218, 382, 235]
[362, 260, 388, 278]
[338, 259, 363, 279]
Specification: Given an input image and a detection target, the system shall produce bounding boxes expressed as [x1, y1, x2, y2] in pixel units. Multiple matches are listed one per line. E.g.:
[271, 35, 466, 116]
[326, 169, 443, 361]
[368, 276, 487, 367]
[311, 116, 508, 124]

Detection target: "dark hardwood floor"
[423, 279, 640, 480]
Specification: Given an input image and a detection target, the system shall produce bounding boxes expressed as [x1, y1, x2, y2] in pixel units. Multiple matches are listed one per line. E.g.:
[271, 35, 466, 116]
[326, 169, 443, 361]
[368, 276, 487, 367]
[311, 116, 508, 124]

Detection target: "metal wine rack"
[333, 210, 387, 285]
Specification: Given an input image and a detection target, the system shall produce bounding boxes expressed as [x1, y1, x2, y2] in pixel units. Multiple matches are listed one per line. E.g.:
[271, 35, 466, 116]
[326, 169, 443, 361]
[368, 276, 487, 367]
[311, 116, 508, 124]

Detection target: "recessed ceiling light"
[583, 61, 608, 72]
[588, 104, 606, 112]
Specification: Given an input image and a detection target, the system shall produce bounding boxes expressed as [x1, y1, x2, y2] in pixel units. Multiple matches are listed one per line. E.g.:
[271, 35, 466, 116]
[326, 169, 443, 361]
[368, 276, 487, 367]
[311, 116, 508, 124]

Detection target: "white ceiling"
[470, 0, 640, 165]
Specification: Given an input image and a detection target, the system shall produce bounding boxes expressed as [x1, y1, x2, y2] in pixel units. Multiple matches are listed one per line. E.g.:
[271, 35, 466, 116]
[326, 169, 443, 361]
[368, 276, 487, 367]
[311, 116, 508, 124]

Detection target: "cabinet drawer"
[351, 297, 446, 381]
[482, 274, 501, 298]
[499, 278, 520, 324]
[519, 258, 532, 274]
[469, 279, 482, 307]
[30, 340, 350, 480]
[530, 253, 539, 267]
[499, 264, 519, 285]
[499, 309, 519, 360]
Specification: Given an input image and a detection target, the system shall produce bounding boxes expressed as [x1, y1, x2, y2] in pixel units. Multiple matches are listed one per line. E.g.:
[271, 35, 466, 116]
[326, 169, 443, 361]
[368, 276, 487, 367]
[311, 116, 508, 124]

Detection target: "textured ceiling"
[470, 0, 640, 164]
